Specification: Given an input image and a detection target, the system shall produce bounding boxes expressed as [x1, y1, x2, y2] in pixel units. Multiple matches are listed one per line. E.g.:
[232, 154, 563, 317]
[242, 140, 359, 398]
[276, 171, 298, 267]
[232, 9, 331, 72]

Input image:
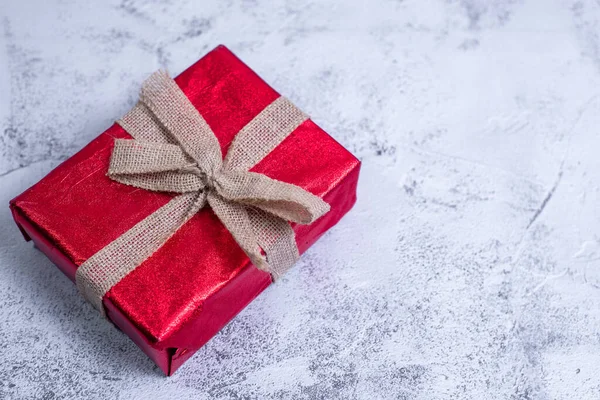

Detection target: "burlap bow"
[75, 71, 330, 315]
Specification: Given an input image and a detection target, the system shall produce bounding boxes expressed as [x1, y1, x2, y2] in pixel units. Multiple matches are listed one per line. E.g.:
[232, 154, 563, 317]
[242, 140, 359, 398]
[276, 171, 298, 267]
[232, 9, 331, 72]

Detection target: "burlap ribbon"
[75, 71, 330, 315]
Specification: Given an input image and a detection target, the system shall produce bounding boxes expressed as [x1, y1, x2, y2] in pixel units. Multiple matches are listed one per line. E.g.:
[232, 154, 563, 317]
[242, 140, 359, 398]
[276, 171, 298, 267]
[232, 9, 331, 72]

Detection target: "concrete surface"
[2, 0, 600, 399]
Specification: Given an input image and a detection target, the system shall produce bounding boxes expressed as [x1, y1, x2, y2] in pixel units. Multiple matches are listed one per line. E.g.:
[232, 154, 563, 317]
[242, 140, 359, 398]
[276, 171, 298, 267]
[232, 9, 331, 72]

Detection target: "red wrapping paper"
[9, 45, 360, 375]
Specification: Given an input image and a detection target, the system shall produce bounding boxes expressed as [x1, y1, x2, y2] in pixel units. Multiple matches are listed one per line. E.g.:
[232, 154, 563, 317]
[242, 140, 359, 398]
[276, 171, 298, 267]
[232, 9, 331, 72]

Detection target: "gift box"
[9, 45, 360, 375]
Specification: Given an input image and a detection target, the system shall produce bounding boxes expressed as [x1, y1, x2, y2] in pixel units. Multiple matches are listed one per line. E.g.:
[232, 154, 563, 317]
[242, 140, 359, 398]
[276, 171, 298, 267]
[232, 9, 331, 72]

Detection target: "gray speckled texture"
[1, 0, 600, 398]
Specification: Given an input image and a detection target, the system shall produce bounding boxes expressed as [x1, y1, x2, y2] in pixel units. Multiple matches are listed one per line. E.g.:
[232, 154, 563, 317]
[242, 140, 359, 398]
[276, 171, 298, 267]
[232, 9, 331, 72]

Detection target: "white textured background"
[2, 0, 600, 399]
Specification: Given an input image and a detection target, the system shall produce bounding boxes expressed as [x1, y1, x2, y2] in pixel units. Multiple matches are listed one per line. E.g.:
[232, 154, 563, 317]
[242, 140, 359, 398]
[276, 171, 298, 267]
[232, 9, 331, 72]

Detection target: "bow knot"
[106, 71, 329, 277]
[204, 171, 218, 191]
[76, 70, 330, 315]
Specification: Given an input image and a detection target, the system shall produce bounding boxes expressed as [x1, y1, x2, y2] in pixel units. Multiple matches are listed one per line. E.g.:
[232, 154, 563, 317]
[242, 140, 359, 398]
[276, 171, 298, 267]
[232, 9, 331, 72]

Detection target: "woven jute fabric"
[75, 71, 330, 315]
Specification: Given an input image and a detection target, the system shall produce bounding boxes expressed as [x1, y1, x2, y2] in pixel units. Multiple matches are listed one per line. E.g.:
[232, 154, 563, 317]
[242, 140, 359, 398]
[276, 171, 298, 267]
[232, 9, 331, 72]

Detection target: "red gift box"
[9, 45, 360, 375]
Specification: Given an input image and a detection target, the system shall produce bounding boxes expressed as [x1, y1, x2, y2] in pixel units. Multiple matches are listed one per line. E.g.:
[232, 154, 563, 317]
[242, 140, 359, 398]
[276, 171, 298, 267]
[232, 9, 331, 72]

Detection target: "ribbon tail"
[206, 192, 269, 273]
[248, 208, 299, 280]
[75, 192, 205, 316]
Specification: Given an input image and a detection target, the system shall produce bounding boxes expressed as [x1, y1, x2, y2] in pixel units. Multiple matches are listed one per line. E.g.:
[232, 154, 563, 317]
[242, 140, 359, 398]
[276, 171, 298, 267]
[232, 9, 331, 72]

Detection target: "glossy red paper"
[10, 45, 360, 375]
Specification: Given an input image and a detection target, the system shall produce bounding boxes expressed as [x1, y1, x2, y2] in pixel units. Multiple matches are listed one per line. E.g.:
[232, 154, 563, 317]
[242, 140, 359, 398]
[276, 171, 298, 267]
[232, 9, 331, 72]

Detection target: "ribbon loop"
[108, 138, 205, 193]
[109, 139, 194, 175]
[214, 170, 330, 224]
[140, 71, 223, 176]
